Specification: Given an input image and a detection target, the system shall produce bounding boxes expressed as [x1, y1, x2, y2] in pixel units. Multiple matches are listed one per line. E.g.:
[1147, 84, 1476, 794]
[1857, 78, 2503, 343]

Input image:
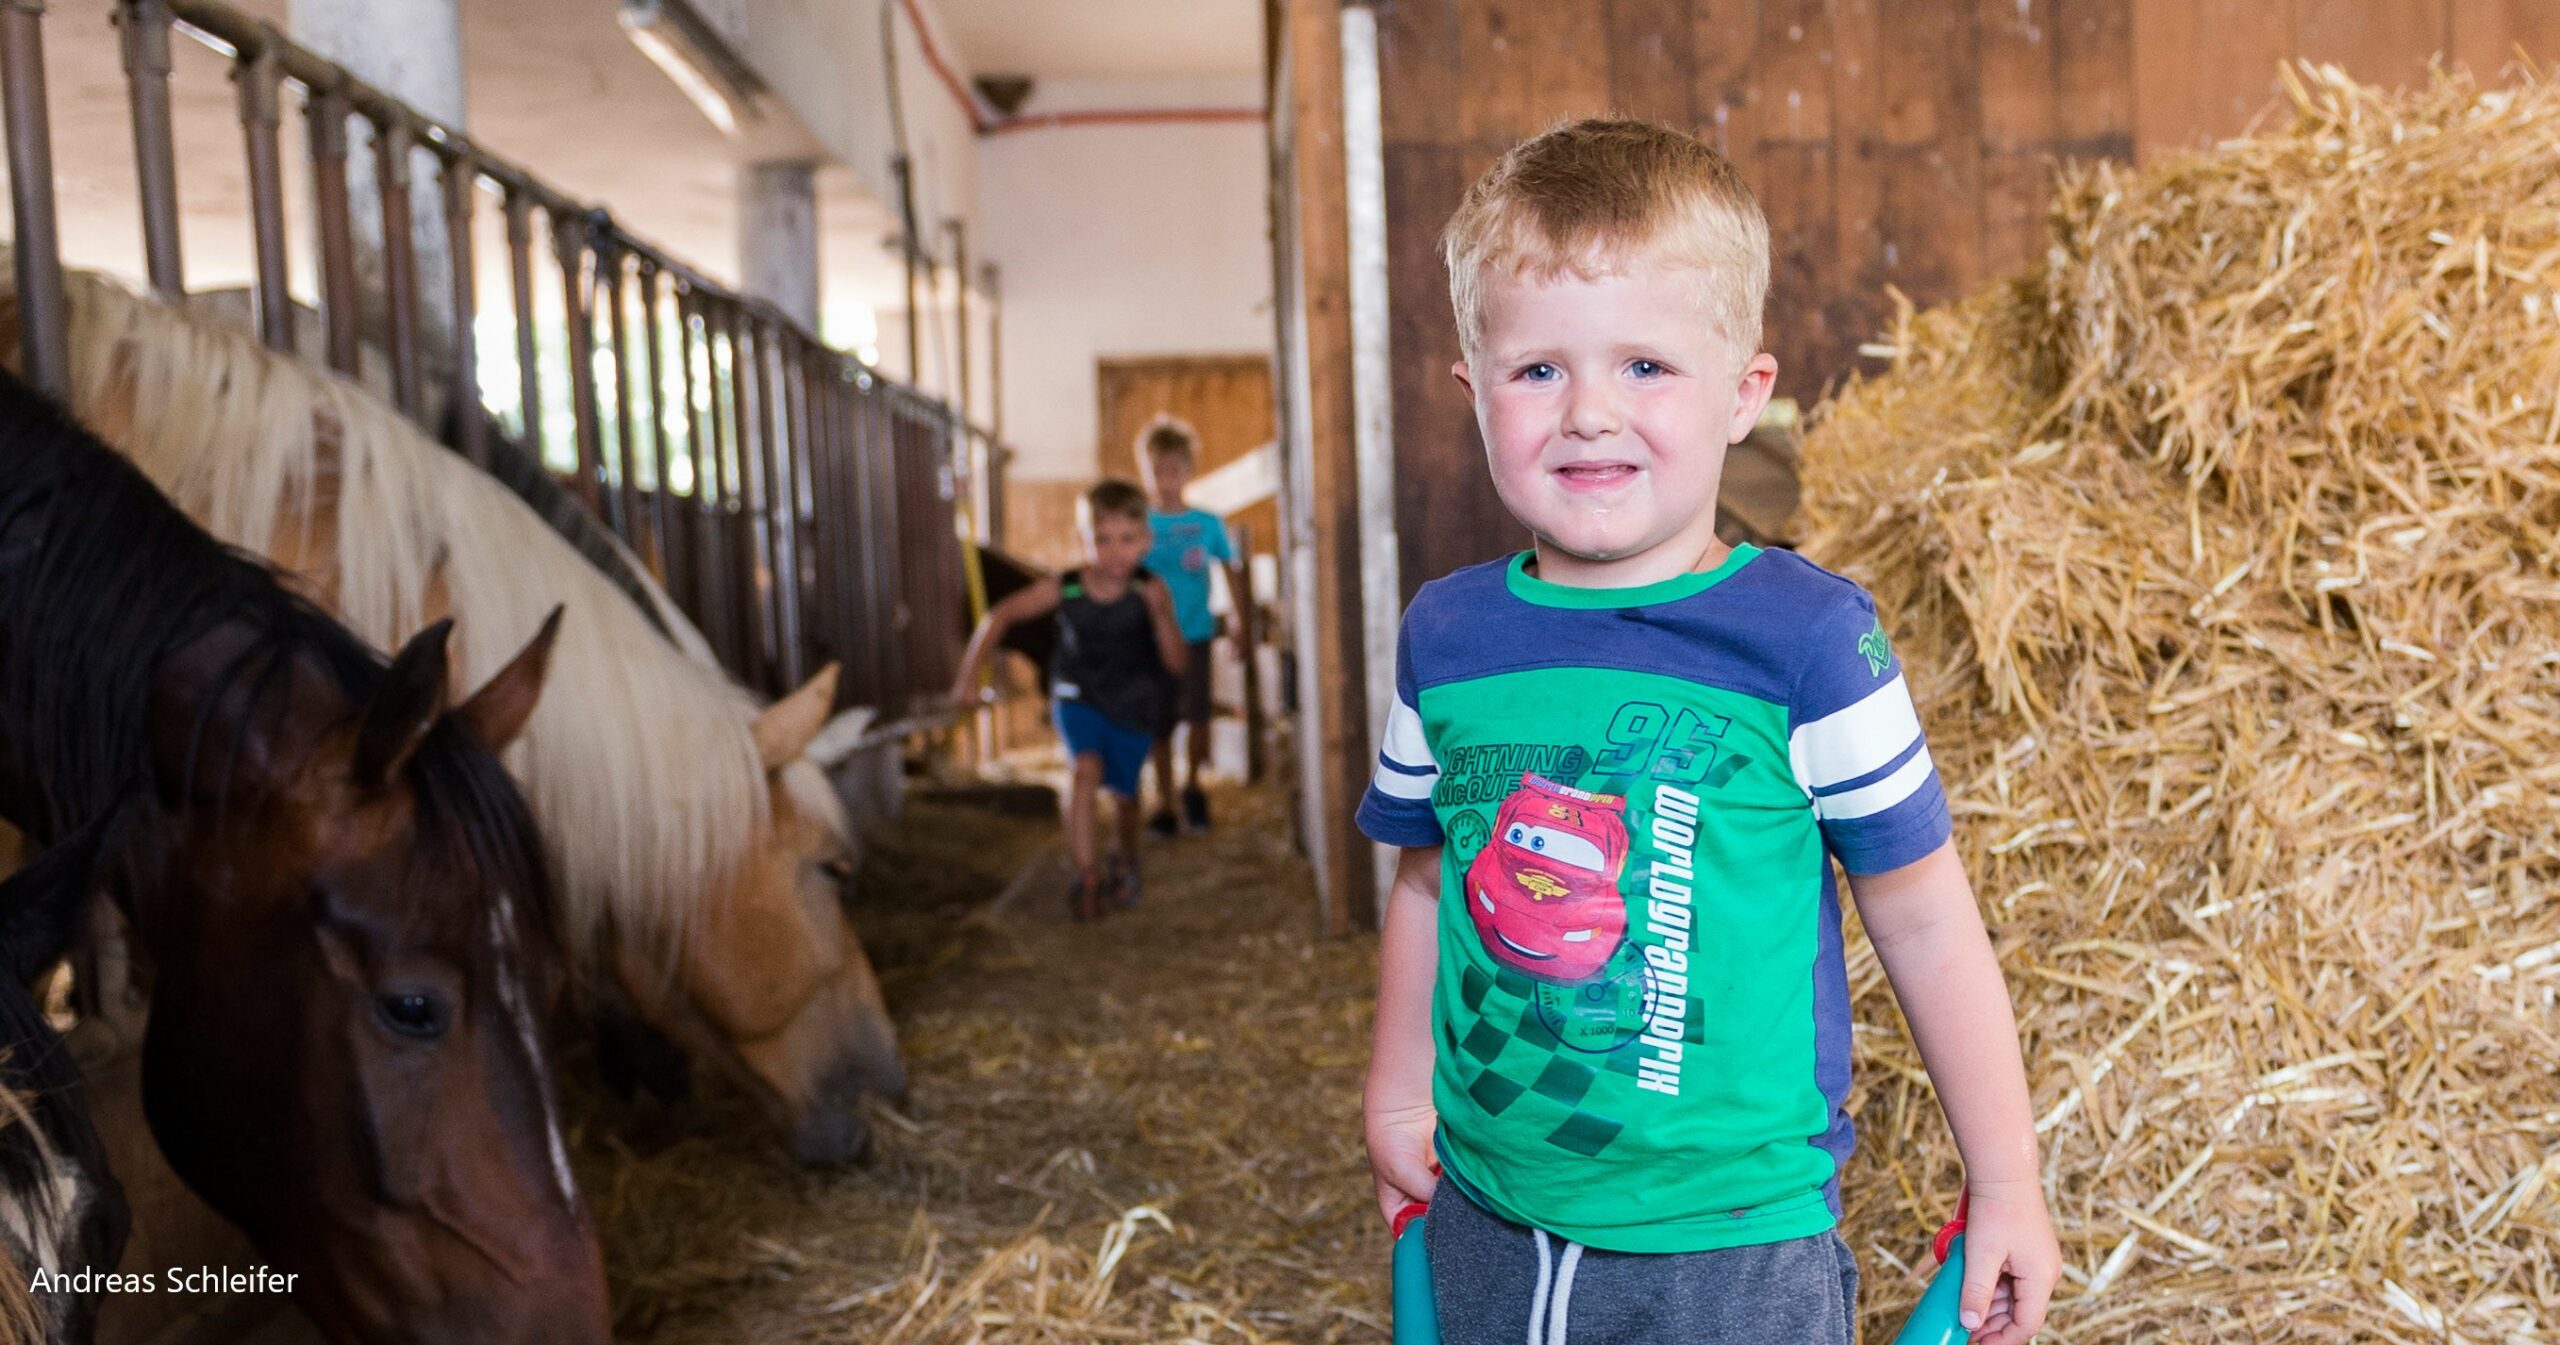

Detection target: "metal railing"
[2, 0, 984, 716]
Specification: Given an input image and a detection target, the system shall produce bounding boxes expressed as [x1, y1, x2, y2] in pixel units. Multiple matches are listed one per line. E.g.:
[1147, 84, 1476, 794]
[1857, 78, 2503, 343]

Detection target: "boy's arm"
[1364, 843, 1443, 1224]
[949, 577, 1060, 704]
[1849, 840, 2059, 1345]
[1140, 576, 1190, 676]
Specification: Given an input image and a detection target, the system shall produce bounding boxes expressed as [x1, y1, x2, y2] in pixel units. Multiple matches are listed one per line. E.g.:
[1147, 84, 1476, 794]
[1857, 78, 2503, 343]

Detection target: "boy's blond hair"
[1442, 118, 1770, 362]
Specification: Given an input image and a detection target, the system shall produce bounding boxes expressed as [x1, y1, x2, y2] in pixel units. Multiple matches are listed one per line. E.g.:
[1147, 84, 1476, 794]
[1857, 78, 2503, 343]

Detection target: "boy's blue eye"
[1629, 359, 1667, 378]
[1517, 363, 1558, 383]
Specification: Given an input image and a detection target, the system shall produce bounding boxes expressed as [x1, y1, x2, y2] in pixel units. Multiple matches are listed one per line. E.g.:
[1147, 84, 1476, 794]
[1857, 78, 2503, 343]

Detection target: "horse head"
[118, 611, 611, 1344]
[613, 663, 907, 1164]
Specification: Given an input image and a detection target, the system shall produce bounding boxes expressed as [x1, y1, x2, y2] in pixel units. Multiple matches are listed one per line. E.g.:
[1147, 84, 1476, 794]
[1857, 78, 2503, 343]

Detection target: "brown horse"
[0, 368, 610, 1342]
[7, 257, 906, 1164]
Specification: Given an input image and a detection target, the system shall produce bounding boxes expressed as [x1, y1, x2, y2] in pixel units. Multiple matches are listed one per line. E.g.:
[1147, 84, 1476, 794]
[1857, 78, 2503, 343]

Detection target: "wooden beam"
[1274, 0, 1378, 933]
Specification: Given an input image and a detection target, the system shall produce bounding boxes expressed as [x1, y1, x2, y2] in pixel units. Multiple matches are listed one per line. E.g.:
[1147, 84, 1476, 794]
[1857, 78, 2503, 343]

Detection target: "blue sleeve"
[1207, 514, 1235, 563]
[1354, 611, 1444, 848]
[1787, 587, 1951, 875]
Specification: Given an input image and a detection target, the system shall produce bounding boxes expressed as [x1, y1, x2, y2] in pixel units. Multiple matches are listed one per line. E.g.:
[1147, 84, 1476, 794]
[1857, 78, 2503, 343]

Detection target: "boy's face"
[1082, 512, 1152, 581]
[1455, 253, 1777, 582]
[1147, 450, 1195, 506]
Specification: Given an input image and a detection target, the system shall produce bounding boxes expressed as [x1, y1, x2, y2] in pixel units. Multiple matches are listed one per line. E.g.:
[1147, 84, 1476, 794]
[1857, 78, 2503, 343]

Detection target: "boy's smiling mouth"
[1553, 460, 1641, 492]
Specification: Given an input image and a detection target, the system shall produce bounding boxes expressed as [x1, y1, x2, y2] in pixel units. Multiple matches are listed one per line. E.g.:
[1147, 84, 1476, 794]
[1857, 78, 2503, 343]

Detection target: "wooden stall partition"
[1272, 0, 1377, 933]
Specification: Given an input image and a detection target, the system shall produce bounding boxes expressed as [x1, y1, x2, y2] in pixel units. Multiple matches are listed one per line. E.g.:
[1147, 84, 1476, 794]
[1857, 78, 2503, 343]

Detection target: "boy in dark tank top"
[953, 480, 1188, 919]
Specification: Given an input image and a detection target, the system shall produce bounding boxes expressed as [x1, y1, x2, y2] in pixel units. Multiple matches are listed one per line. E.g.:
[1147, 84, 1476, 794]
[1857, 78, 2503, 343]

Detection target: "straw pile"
[1805, 65, 2559, 1341]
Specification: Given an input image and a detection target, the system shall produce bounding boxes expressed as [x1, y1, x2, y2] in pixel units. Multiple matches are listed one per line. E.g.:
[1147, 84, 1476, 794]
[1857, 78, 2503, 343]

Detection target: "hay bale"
[1803, 64, 2560, 1341]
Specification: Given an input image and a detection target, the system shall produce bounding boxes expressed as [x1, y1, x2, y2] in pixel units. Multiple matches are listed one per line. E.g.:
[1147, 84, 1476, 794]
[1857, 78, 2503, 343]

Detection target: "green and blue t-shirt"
[1355, 545, 1950, 1254]
[1145, 507, 1233, 643]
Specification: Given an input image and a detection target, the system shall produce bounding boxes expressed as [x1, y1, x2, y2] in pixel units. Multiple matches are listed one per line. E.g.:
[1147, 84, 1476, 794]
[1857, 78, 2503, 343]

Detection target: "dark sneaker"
[1067, 872, 1103, 923]
[1111, 863, 1143, 911]
[1181, 786, 1210, 831]
[1146, 809, 1180, 839]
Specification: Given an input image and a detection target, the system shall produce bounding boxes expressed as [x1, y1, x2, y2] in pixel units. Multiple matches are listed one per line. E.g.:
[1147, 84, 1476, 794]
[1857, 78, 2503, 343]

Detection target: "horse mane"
[8, 257, 836, 964]
[0, 368, 556, 942]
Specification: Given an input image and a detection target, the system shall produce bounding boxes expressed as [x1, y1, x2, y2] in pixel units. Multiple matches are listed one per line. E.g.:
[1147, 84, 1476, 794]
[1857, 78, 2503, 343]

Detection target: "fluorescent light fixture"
[621, 0, 764, 136]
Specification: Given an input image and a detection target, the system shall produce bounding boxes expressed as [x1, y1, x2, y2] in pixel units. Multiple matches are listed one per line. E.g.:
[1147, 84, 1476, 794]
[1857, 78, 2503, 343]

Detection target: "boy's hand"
[1958, 1176, 2059, 1344]
[1364, 1100, 1438, 1225]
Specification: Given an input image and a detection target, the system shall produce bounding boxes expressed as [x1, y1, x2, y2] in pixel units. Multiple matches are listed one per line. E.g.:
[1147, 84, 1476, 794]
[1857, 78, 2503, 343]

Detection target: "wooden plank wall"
[1370, 0, 2560, 601]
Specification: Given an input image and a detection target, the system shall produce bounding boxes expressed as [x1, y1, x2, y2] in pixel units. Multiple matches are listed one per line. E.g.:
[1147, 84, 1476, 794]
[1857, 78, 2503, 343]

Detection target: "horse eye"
[377, 992, 448, 1040]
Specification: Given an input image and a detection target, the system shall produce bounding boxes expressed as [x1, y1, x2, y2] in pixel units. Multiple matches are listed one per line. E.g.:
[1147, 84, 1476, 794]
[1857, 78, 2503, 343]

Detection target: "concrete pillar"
[289, 0, 467, 374]
[741, 160, 820, 333]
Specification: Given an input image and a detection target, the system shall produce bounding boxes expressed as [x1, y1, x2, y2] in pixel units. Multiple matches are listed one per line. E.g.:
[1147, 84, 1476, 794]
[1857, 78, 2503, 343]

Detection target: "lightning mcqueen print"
[1462, 774, 1632, 983]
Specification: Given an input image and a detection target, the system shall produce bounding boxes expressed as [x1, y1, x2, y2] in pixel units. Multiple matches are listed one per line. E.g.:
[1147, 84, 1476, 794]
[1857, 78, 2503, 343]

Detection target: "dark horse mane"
[0, 367, 555, 942]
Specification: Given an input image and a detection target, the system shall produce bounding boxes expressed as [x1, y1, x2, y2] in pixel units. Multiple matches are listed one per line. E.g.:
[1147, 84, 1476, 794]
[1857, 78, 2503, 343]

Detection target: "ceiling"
[933, 0, 1262, 80]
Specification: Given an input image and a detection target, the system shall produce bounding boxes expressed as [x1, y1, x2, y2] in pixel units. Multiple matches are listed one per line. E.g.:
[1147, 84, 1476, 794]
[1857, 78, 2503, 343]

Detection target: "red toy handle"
[1931, 1190, 1971, 1265]
[1392, 1201, 1429, 1240]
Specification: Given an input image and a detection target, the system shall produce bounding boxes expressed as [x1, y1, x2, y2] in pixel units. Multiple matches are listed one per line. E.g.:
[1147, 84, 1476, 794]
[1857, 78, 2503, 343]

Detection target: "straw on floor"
[1804, 63, 2559, 1343]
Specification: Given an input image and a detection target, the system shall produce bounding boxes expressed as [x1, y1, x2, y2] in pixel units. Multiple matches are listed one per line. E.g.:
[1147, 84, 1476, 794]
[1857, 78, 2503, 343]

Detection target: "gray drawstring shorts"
[1424, 1180, 1860, 1345]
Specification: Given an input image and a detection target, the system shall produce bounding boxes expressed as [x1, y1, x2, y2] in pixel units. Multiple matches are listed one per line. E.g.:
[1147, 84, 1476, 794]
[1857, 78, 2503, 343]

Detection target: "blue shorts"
[1054, 699, 1154, 797]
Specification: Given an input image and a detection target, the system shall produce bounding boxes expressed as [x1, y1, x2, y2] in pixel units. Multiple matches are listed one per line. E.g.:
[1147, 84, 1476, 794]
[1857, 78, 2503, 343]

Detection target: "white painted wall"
[975, 75, 1271, 482]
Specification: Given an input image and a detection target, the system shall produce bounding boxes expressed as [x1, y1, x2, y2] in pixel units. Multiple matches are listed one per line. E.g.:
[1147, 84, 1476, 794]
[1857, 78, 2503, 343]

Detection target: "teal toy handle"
[1890, 1193, 1971, 1345]
[1392, 1202, 1440, 1345]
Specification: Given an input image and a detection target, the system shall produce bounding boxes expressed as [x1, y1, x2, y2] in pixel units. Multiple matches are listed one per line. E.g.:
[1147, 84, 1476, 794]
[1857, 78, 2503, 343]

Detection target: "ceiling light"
[621, 0, 765, 136]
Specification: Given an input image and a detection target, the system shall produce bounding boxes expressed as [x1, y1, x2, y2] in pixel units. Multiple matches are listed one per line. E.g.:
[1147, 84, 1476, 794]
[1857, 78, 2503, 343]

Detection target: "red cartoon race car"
[1463, 774, 1632, 983]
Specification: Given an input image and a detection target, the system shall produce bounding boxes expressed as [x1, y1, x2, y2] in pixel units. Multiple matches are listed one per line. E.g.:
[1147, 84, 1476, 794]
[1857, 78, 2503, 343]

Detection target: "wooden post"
[1234, 521, 1267, 785]
[1273, 0, 1377, 933]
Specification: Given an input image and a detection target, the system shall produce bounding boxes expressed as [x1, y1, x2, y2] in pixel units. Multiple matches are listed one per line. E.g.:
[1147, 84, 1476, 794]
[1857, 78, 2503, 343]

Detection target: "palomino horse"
[0, 817, 128, 1342]
[0, 369, 609, 1340]
[8, 261, 906, 1163]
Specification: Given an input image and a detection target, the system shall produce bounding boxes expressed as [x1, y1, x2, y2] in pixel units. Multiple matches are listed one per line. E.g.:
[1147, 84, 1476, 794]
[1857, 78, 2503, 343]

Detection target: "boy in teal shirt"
[1138, 420, 1236, 834]
[1358, 120, 2059, 1343]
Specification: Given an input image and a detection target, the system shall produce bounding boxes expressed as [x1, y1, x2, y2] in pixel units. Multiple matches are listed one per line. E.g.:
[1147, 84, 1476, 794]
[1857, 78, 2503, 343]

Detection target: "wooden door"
[1096, 354, 1279, 560]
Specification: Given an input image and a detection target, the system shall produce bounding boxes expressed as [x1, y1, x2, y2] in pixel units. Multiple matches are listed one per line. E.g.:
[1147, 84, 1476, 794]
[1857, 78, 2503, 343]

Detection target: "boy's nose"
[1562, 382, 1621, 438]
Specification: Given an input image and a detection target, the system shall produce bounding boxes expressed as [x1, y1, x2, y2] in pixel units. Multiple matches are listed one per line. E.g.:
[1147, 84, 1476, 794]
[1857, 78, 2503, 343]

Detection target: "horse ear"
[353, 619, 454, 793]
[752, 662, 840, 770]
[453, 606, 562, 754]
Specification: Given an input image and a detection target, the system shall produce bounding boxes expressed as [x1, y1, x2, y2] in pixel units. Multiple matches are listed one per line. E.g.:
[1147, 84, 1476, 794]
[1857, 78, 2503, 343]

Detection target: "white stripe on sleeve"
[1811, 745, 1937, 821]
[1381, 696, 1435, 772]
[1789, 672, 1923, 795]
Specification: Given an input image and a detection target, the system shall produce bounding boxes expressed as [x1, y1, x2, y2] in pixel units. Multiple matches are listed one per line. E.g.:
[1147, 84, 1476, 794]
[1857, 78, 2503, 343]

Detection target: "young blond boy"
[1358, 120, 2059, 1343]
[1135, 421, 1237, 835]
[954, 481, 1187, 919]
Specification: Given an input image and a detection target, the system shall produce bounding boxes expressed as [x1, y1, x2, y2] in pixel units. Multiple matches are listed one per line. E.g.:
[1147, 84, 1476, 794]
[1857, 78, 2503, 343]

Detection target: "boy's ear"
[1726, 352, 1779, 445]
[1452, 360, 1475, 398]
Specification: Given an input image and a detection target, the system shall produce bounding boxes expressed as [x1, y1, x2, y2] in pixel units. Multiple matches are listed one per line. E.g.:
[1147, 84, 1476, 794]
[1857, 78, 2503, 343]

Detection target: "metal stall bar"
[441, 150, 485, 466]
[676, 284, 721, 645]
[306, 84, 362, 374]
[235, 34, 293, 352]
[847, 375, 893, 712]
[731, 312, 775, 692]
[805, 348, 850, 693]
[503, 186, 541, 449]
[638, 259, 672, 582]
[552, 207, 603, 513]
[372, 111, 423, 414]
[769, 323, 809, 691]
[118, 0, 185, 301]
[1, 0, 67, 395]
[705, 298, 747, 674]
[599, 239, 642, 549]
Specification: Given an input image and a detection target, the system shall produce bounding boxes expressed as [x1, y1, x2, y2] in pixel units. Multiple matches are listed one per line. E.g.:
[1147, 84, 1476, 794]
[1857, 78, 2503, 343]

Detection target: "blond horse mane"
[4, 256, 850, 962]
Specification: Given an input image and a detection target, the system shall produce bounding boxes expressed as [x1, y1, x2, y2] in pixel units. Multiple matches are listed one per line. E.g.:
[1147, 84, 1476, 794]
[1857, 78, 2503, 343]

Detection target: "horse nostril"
[788, 1106, 869, 1166]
